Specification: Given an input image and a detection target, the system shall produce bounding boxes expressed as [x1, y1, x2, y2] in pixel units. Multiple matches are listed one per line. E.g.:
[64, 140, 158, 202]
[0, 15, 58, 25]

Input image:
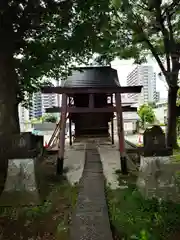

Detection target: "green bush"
[107, 185, 180, 239]
[42, 114, 57, 123]
[159, 123, 166, 126]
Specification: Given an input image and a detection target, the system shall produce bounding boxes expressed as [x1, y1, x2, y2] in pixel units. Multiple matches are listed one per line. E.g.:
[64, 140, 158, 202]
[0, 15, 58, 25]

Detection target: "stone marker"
[0, 133, 44, 206]
[0, 132, 44, 158]
[137, 160, 180, 202]
[143, 125, 172, 157]
[136, 125, 178, 201]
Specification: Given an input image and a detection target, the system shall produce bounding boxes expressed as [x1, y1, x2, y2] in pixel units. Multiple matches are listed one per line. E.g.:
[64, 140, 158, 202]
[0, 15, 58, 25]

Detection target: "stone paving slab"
[64, 142, 86, 184]
[69, 142, 113, 240]
[98, 138, 139, 188]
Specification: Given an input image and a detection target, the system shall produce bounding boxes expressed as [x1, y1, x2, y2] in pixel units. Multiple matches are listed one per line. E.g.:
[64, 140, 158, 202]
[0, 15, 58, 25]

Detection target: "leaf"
[111, 0, 121, 9]
[2, 0, 111, 105]
[138, 104, 156, 124]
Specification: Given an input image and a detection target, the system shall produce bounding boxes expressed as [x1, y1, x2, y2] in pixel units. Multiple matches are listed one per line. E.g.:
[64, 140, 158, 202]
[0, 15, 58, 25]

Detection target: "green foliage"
[24, 201, 52, 219]
[30, 117, 42, 124]
[1, 0, 112, 105]
[95, 0, 180, 88]
[176, 88, 180, 107]
[42, 114, 57, 123]
[176, 88, 180, 136]
[31, 115, 58, 124]
[107, 181, 180, 239]
[138, 104, 155, 126]
[159, 123, 166, 127]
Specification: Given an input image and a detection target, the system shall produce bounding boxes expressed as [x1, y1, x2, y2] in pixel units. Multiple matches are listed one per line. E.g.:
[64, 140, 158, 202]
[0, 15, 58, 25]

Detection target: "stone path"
[64, 142, 85, 185]
[98, 138, 139, 188]
[69, 142, 113, 240]
[98, 142, 120, 189]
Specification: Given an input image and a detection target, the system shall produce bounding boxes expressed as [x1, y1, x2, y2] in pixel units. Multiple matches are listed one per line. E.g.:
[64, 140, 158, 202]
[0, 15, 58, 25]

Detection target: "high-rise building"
[155, 91, 160, 103]
[30, 92, 42, 119]
[18, 104, 30, 131]
[41, 93, 58, 115]
[127, 65, 157, 105]
[29, 83, 59, 119]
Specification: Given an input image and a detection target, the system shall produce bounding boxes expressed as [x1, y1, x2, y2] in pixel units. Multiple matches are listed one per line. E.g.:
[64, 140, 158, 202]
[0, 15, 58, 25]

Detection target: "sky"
[111, 57, 168, 99]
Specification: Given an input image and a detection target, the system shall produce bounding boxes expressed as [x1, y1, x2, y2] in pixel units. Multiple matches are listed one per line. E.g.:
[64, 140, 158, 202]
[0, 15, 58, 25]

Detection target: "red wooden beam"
[45, 106, 137, 113]
[115, 93, 128, 174]
[41, 86, 142, 94]
[57, 94, 67, 175]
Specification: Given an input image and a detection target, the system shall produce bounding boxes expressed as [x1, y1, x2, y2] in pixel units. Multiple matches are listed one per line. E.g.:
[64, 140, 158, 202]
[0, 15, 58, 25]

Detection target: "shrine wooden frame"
[41, 85, 142, 176]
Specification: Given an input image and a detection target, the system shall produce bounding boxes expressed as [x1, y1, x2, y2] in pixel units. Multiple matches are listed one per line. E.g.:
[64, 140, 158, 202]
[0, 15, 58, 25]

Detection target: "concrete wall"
[154, 106, 167, 124]
[32, 122, 71, 145]
[113, 118, 137, 134]
[33, 122, 56, 131]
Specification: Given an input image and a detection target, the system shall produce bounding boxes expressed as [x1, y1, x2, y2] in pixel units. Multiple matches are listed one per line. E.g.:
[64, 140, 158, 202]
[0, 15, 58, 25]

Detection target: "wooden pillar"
[115, 93, 128, 175]
[111, 94, 114, 145]
[89, 93, 94, 108]
[69, 97, 72, 146]
[57, 93, 67, 175]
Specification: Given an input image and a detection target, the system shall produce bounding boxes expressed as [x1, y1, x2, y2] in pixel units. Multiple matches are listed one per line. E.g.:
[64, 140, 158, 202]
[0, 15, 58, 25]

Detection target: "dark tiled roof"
[63, 66, 120, 88]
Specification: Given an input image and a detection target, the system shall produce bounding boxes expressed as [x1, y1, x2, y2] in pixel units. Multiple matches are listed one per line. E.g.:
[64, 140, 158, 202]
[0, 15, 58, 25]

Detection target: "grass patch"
[107, 173, 180, 240]
[172, 149, 180, 162]
[0, 179, 78, 240]
[137, 143, 143, 147]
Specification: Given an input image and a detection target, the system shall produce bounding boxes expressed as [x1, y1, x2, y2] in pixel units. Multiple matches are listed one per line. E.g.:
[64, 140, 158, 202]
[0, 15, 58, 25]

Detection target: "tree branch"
[162, 0, 180, 19]
[134, 16, 167, 80]
[115, 2, 170, 84]
[144, 37, 168, 78]
[155, 3, 171, 73]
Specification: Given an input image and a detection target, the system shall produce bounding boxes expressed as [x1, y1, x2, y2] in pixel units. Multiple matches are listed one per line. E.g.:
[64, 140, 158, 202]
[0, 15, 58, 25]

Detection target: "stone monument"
[0, 132, 44, 206]
[136, 125, 180, 202]
[143, 125, 171, 157]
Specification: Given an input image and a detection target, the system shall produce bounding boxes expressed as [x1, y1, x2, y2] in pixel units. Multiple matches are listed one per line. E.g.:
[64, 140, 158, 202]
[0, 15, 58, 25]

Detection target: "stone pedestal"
[0, 158, 41, 206]
[137, 156, 180, 202]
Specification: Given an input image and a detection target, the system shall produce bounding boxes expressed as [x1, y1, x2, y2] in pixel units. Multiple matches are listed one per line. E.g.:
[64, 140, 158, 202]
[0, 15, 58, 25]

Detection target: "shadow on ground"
[0, 153, 78, 240]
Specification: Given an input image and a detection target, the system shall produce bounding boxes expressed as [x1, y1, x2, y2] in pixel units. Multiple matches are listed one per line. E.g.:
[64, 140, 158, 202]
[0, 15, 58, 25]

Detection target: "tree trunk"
[166, 86, 178, 149]
[0, 54, 20, 137]
[15, 103, 20, 132]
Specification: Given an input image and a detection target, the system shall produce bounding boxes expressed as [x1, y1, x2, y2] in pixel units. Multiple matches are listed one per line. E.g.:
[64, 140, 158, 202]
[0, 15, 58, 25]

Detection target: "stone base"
[0, 158, 41, 206]
[137, 156, 180, 202]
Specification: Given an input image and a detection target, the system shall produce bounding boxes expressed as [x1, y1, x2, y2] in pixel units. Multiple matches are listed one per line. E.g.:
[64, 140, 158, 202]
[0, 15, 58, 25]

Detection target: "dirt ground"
[0, 154, 77, 240]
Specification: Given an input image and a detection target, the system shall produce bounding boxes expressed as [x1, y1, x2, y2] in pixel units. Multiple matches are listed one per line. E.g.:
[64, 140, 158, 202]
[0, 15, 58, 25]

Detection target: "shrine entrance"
[71, 93, 112, 137]
[42, 66, 142, 175]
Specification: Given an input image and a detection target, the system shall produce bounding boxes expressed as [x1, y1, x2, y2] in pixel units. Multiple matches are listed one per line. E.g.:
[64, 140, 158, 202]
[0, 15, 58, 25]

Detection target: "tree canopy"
[96, 0, 180, 82]
[1, 0, 111, 104]
[0, 0, 113, 136]
[138, 104, 155, 127]
[94, 0, 180, 147]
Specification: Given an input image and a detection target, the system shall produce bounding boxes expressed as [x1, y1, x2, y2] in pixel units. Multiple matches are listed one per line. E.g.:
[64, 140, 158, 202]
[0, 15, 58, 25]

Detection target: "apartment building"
[18, 103, 30, 131]
[127, 65, 158, 105]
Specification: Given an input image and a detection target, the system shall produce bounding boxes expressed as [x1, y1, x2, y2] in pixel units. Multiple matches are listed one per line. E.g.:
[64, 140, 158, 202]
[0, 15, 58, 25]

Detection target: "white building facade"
[29, 92, 59, 119]
[127, 65, 157, 105]
[18, 104, 31, 132]
[28, 79, 62, 119]
[154, 99, 168, 124]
